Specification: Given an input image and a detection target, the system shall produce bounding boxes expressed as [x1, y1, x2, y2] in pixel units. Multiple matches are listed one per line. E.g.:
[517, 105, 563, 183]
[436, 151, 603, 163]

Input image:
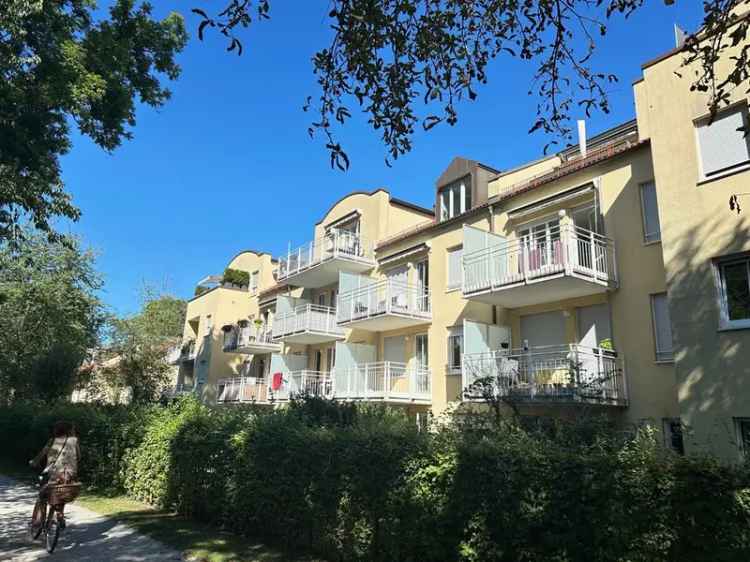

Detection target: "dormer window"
[439, 178, 471, 221]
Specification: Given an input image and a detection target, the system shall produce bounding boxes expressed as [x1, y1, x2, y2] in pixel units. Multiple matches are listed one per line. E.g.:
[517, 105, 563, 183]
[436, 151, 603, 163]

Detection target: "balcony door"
[520, 311, 566, 349]
[387, 265, 409, 311]
[416, 260, 429, 312]
[518, 218, 562, 277]
[384, 335, 406, 364]
[571, 205, 606, 274]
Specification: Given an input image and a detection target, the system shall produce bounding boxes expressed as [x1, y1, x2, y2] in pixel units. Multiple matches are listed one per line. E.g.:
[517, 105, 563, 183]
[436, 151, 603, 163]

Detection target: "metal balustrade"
[334, 361, 431, 402]
[168, 340, 196, 364]
[273, 370, 334, 401]
[463, 224, 617, 296]
[462, 344, 627, 406]
[337, 280, 431, 325]
[217, 377, 270, 403]
[272, 304, 344, 340]
[276, 231, 375, 282]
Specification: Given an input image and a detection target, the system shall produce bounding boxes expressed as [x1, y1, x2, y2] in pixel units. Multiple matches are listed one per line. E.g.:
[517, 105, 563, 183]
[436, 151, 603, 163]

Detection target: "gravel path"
[0, 475, 182, 561]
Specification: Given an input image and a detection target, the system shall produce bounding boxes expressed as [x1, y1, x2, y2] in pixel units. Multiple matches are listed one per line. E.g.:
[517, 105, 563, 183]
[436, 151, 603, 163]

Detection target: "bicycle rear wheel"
[28, 499, 46, 540]
[44, 509, 60, 553]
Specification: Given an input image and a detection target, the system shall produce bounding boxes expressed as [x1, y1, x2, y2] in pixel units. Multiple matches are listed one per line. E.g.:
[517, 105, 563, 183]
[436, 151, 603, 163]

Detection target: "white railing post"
[239, 377, 245, 402]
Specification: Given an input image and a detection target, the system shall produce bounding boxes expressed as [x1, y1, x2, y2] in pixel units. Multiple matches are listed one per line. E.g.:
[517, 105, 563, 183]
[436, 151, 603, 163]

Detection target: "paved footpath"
[0, 475, 182, 561]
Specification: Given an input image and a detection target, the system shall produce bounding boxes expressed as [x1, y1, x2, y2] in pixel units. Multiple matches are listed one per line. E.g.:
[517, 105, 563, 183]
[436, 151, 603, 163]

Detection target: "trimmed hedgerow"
[1, 396, 749, 562]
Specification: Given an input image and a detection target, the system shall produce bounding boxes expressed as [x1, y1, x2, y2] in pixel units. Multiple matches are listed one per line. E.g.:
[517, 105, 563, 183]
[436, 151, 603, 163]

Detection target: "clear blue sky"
[60, 1, 704, 316]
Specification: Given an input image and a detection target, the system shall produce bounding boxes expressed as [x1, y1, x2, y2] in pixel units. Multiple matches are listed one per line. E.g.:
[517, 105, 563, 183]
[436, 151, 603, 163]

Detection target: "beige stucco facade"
[632, 21, 750, 460]
[174, 28, 750, 461]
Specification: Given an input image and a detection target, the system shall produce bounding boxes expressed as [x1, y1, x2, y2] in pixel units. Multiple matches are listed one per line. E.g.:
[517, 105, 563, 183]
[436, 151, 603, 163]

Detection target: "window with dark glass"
[716, 255, 750, 328]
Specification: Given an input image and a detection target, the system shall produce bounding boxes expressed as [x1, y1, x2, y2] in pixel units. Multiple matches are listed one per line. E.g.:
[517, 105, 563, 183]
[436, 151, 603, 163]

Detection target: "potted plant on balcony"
[222, 268, 250, 289]
[598, 338, 617, 357]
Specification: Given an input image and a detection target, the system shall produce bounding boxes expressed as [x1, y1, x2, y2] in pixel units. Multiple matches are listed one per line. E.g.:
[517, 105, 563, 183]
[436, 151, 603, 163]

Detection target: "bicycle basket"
[48, 483, 81, 505]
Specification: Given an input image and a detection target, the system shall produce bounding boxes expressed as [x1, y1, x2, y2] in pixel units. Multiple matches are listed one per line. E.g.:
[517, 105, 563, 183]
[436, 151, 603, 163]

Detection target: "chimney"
[577, 120, 587, 158]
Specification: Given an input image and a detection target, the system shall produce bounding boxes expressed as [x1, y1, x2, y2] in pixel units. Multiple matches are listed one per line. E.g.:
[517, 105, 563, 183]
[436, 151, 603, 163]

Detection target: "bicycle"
[28, 479, 80, 553]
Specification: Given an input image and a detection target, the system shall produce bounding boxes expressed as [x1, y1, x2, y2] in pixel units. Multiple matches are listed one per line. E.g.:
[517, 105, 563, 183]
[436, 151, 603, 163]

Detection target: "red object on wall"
[272, 372, 283, 390]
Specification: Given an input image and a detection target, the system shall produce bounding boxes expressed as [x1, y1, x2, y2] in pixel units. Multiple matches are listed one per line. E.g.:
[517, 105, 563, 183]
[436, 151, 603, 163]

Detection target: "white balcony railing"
[272, 304, 344, 340]
[217, 377, 270, 403]
[463, 225, 617, 295]
[273, 370, 334, 401]
[334, 361, 431, 402]
[337, 280, 431, 324]
[276, 231, 375, 281]
[462, 344, 627, 406]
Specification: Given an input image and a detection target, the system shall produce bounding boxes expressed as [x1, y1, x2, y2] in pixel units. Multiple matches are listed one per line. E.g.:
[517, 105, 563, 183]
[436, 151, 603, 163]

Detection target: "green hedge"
[2, 397, 749, 561]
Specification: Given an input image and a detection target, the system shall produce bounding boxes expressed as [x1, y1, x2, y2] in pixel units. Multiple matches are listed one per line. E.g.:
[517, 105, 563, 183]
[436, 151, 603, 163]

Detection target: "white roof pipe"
[577, 120, 587, 158]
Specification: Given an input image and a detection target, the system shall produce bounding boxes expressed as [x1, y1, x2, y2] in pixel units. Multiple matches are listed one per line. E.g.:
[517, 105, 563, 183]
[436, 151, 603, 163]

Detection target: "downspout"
[489, 203, 498, 325]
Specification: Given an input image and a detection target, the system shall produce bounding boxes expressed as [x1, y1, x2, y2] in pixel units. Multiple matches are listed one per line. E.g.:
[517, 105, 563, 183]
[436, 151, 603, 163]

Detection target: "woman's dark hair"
[52, 421, 75, 438]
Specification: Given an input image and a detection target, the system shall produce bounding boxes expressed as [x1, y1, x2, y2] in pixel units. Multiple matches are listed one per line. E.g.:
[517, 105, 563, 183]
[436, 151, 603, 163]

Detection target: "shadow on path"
[0, 475, 181, 561]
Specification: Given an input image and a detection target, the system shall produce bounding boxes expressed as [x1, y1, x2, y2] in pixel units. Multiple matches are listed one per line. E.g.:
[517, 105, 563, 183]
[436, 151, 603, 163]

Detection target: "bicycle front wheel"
[45, 512, 60, 553]
[29, 499, 46, 540]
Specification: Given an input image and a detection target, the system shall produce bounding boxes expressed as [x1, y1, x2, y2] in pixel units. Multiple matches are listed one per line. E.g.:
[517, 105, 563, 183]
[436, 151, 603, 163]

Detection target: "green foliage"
[94, 292, 187, 404]
[222, 268, 250, 287]
[1, 399, 749, 561]
[194, 285, 211, 297]
[0, 229, 105, 403]
[0, 0, 187, 241]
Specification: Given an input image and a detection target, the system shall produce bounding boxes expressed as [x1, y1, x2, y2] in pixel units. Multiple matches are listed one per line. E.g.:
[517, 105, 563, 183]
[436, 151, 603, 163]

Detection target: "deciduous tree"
[0, 0, 187, 241]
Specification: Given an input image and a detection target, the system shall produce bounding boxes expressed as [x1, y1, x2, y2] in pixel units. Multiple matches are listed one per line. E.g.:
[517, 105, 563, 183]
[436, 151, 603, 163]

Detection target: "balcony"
[168, 340, 196, 365]
[462, 225, 617, 307]
[217, 377, 270, 404]
[337, 280, 431, 331]
[462, 344, 627, 406]
[333, 361, 431, 403]
[276, 231, 375, 287]
[163, 383, 201, 398]
[224, 324, 280, 355]
[273, 370, 334, 401]
[272, 304, 345, 344]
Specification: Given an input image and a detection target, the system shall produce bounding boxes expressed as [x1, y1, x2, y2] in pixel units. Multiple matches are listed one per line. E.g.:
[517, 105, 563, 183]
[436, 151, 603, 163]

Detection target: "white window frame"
[415, 333, 429, 369]
[662, 418, 685, 455]
[446, 246, 463, 291]
[650, 293, 674, 362]
[250, 270, 259, 294]
[714, 253, 750, 330]
[447, 325, 463, 374]
[694, 102, 750, 181]
[438, 178, 471, 222]
[735, 417, 750, 459]
[639, 180, 661, 244]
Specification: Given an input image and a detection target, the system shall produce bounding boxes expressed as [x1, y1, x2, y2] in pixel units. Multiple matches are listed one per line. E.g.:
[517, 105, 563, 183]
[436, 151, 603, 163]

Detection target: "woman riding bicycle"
[29, 421, 80, 526]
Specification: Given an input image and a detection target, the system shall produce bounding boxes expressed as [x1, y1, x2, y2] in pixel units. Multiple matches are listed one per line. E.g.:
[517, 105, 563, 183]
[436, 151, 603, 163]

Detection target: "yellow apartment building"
[175, 24, 750, 462]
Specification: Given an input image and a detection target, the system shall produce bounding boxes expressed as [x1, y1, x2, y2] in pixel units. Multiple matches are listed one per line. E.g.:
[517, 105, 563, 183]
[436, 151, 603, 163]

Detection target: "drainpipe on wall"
[489, 203, 499, 325]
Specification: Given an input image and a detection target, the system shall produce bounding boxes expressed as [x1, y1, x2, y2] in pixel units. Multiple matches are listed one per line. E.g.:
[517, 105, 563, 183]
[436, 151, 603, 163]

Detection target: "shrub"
[222, 268, 249, 287]
[1, 399, 749, 561]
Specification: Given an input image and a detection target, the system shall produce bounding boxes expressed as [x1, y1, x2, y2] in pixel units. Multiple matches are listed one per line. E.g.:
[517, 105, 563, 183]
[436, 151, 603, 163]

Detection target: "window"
[650, 293, 673, 362]
[639, 181, 661, 243]
[735, 418, 750, 458]
[318, 293, 327, 307]
[416, 334, 429, 369]
[447, 326, 463, 373]
[663, 418, 685, 455]
[205, 315, 213, 336]
[416, 260, 429, 312]
[715, 255, 750, 329]
[314, 350, 323, 372]
[331, 289, 337, 310]
[250, 271, 259, 294]
[325, 347, 335, 373]
[439, 178, 471, 221]
[696, 104, 750, 179]
[447, 247, 463, 290]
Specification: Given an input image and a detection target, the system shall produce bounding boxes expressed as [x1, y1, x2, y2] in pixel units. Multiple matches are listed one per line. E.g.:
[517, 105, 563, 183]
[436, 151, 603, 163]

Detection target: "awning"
[507, 184, 594, 220]
[378, 243, 430, 266]
[325, 210, 361, 230]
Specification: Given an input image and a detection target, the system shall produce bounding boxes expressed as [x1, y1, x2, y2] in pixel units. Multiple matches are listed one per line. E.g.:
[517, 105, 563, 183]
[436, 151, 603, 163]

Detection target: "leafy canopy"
[0, 0, 187, 240]
[0, 227, 106, 403]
